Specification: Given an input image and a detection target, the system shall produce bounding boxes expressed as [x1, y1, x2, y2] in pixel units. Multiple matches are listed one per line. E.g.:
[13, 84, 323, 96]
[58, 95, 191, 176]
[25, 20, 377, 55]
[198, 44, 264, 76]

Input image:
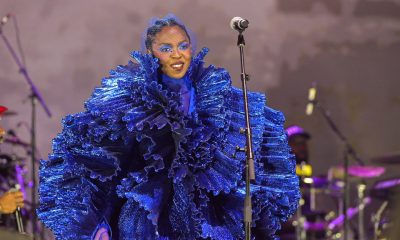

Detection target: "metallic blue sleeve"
[36, 53, 157, 239]
[189, 50, 300, 239]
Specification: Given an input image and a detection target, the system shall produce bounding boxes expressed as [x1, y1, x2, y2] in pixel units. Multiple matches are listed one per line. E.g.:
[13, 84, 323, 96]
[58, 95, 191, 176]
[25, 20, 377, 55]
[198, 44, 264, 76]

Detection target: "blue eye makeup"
[179, 42, 190, 50]
[159, 44, 172, 53]
[157, 42, 190, 53]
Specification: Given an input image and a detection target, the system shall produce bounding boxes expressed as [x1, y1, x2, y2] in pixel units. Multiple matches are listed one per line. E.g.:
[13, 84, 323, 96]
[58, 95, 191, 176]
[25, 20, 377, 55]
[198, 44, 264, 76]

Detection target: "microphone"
[306, 82, 317, 115]
[11, 184, 25, 233]
[230, 17, 249, 32]
[0, 13, 12, 26]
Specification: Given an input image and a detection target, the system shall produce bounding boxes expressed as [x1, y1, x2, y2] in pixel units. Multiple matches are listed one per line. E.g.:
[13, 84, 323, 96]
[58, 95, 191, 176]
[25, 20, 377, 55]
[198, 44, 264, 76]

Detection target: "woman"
[38, 15, 299, 240]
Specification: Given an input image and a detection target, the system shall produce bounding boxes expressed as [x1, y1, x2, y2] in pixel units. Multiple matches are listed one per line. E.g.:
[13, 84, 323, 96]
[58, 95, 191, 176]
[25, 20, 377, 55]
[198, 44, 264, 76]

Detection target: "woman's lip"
[170, 62, 184, 70]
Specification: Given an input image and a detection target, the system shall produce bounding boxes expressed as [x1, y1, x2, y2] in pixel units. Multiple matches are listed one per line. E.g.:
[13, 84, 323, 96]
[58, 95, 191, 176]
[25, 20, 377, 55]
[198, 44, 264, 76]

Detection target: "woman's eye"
[179, 43, 189, 50]
[159, 46, 172, 52]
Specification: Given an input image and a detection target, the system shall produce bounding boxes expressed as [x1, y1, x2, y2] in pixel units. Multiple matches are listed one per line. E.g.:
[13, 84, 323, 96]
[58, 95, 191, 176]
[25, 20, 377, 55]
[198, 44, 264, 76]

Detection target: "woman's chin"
[165, 72, 186, 79]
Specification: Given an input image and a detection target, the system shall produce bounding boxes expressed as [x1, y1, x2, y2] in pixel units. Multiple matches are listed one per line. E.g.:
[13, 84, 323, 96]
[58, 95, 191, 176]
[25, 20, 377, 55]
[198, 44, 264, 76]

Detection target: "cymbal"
[371, 152, 400, 165]
[348, 165, 385, 178]
[373, 178, 400, 190]
[329, 165, 385, 179]
[371, 177, 400, 200]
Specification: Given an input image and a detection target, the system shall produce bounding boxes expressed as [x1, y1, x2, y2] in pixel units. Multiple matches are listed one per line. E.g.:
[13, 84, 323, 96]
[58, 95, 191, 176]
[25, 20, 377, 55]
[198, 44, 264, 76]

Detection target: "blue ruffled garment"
[37, 48, 300, 240]
[160, 74, 195, 115]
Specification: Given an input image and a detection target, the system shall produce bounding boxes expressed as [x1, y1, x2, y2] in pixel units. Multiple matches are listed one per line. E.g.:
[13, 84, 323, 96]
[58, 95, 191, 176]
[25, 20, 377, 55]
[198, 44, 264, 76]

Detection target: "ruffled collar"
[161, 74, 191, 93]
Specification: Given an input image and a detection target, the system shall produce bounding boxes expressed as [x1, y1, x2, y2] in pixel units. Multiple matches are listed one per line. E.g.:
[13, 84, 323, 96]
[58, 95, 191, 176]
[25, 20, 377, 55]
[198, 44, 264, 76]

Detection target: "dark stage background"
[0, 0, 399, 239]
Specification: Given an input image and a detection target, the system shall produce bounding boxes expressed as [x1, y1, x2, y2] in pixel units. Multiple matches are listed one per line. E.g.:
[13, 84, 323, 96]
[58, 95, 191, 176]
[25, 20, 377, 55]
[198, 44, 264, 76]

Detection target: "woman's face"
[150, 26, 192, 79]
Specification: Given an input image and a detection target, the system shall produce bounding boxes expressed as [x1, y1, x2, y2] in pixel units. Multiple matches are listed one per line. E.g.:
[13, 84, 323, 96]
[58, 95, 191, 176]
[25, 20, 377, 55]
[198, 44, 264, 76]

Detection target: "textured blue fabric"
[161, 74, 194, 115]
[37, 48, 300, 240]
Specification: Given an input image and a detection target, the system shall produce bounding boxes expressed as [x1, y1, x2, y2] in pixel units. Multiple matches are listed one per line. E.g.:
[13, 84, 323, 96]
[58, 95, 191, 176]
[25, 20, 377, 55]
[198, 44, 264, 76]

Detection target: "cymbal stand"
[1, 16, 52, 239]
[294, 197, 306, 240]
[372, 200, 388, 240]
[313, 100, 365, 240]
[357, 182, 366, 240]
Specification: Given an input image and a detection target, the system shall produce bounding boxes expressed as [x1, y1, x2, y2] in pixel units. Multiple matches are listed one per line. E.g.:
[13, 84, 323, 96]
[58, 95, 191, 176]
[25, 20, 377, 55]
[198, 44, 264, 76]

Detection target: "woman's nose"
[170, 48, 182, 58]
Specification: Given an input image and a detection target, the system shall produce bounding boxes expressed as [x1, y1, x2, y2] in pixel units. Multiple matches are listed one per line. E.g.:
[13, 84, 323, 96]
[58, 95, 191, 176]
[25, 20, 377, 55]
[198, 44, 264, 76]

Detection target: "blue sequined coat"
[37, 48, 300, 240]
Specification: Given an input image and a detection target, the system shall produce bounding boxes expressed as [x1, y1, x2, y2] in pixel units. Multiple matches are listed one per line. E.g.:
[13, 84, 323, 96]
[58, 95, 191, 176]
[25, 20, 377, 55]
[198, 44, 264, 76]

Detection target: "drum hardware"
[369, 177, 400, 239]
[291, 173, 336, 239]
[303, 220, 326, 232]
[371, 152, 400, 165]
[324, 211, 336, 222]
[293, 198, 307, 240]
[348, 166, 385, 178]
[303, 211, 329, 240]
[294, 170, 309, 240]
[328, 165, 385, 239]
[370, 177, 400, 200]
[305, 81, 368, 240]
[328, 165, 385, 180]
[357, 183, 366, 240]
[372, 200, 388, 240]
[327, 197, 371, 235]
[281, 162, 399, 240]
[286, 161, 391, 240]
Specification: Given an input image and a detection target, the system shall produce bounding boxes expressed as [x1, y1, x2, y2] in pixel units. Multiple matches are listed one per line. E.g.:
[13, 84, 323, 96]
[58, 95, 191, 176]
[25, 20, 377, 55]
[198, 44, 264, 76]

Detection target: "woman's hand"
[0, 191, 24, 214]
[93, 227, 110, 240]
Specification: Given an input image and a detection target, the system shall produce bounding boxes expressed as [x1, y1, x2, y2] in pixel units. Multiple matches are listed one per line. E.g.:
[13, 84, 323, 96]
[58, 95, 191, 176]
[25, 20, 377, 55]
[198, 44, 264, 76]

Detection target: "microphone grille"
[230, 16, 242, 30]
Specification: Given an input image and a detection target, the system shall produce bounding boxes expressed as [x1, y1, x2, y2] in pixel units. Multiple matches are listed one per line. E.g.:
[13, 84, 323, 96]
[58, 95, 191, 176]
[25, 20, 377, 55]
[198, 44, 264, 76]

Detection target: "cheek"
[153, 52, 169, 68]
[158, 57, 169, 68]
[183, 50, 192, 60]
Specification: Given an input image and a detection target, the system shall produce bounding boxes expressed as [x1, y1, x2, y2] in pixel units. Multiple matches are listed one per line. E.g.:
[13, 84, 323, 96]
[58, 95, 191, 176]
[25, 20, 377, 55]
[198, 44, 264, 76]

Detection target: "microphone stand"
[235, 31, 256, 240]
[1, 21, 52, 239]
[312, 99, 364, 240]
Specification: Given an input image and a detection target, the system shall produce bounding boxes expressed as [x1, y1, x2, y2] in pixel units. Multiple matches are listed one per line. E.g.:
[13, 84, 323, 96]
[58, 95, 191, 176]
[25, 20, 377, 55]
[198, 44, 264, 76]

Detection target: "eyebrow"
[158, 43, 172, 47]
[155, 40, 190, 46]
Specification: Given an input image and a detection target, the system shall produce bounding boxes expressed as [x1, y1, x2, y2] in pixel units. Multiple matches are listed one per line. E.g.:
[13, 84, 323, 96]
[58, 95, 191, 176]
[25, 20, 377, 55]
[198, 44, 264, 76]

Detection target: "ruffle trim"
[38, 48, 299, 239]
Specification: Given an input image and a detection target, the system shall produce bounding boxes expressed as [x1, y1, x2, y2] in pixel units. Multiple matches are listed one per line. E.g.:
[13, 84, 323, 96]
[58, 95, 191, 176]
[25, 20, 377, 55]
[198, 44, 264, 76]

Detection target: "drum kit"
[284, 154, 400, 240]
[0, 106, 33, 239]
